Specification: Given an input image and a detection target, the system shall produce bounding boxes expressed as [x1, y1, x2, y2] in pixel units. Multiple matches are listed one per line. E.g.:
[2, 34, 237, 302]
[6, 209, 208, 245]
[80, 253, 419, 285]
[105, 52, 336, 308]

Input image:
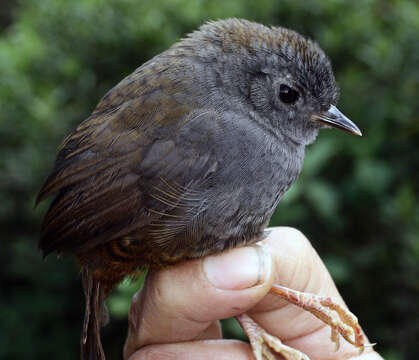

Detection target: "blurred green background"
[1, 0, 418, 359]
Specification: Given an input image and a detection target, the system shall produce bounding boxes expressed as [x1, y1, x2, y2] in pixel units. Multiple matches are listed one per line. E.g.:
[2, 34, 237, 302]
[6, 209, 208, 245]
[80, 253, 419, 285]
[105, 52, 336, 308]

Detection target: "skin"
[124, 227, 384, 360]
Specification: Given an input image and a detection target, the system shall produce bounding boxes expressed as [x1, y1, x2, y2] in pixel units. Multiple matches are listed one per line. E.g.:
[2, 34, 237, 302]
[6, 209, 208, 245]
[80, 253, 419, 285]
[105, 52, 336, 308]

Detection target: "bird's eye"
[279, 84, 299, 104]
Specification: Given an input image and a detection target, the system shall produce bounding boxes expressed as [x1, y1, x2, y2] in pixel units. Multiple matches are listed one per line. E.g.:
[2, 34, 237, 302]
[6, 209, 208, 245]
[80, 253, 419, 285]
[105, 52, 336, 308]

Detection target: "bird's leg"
[269, 284, 366, 352]
[236, 284, 369, 359]
[236, 313, 310, 360]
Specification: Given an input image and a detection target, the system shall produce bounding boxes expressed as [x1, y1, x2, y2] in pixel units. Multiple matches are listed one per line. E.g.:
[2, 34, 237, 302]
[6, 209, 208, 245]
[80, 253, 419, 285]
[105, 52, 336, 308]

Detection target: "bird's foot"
[270, 284, 369, 353]
[236, 313, 310, 360]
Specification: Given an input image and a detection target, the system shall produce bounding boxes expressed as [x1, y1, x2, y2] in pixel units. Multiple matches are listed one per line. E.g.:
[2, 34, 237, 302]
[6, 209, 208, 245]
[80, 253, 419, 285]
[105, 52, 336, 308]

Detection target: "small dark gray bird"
[37, 19, 365, 360]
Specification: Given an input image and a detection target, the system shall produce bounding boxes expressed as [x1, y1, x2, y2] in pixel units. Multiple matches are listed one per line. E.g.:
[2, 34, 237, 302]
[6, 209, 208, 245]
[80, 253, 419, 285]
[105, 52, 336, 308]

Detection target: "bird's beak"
[312, 105, 362, 136]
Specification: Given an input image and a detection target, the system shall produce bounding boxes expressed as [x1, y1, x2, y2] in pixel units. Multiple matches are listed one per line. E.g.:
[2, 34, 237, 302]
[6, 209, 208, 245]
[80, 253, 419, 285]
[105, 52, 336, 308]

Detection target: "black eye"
[279, 84, 299, 104]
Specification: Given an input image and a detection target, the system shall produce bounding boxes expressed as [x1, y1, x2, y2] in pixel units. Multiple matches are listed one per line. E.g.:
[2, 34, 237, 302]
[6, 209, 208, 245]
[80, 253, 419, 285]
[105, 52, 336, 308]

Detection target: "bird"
[37, 18, 366, 360]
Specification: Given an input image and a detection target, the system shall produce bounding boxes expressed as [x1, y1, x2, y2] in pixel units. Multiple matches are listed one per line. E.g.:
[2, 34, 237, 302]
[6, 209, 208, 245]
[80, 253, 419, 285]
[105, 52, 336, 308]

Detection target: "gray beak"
[313, 105, 362, 136]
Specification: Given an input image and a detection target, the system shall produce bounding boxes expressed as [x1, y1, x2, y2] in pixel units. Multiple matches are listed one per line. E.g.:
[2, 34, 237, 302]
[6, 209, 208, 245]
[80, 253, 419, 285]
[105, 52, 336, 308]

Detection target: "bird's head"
[171, 19, 361, 145]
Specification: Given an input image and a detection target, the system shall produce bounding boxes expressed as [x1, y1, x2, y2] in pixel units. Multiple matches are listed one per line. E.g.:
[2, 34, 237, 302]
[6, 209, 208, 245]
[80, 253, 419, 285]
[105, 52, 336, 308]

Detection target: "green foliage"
[1, 0, 418, 359]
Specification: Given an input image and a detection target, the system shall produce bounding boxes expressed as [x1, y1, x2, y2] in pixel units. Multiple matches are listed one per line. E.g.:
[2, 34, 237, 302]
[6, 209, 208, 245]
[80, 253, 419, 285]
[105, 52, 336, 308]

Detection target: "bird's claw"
[318, 295, 365, 351]
[236, 313, 310, 360]
[269, 284, 371, 353]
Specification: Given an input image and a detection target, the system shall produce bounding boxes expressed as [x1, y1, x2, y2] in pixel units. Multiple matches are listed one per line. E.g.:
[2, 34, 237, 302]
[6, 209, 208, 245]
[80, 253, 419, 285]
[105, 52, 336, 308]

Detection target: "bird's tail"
[81, 269, 108, 360]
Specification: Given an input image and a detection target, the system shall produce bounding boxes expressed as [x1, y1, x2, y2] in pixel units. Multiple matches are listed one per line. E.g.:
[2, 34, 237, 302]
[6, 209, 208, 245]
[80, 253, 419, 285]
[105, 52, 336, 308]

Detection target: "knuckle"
[280, 227, 311, 248]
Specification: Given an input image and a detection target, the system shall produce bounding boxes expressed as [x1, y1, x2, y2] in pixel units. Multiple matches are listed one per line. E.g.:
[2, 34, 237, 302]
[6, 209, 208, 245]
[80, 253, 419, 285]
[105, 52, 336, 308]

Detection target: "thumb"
[124, 244, 274, 359]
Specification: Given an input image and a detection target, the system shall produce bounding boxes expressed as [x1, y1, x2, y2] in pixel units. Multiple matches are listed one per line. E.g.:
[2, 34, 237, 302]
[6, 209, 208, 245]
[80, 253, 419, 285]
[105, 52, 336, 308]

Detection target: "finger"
[128, 339, 252, 360]
[194, 321, 222, 340]
[350, 353, 385, 360]
[124, 245, 274, 359]
[250, 227, 341, 335]
[250, 227, 373, 359]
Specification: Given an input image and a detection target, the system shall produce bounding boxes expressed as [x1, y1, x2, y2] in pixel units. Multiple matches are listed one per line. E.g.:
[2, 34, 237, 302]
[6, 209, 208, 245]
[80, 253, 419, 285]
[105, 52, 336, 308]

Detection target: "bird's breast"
[196, 134, 305, 255]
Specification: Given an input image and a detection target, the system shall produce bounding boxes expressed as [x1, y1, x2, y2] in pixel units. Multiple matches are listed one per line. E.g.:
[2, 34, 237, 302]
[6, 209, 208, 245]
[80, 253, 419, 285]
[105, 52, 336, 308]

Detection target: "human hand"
[124, 227, 383, 360]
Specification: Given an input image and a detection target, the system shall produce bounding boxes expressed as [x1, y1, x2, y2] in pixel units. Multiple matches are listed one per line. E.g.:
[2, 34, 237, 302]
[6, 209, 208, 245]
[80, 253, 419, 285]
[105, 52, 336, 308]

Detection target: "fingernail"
[203, 245, 271, 290]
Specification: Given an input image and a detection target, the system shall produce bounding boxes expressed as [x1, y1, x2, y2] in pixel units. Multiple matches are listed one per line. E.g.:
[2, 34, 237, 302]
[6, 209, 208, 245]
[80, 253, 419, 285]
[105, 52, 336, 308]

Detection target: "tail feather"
[81, 269, 107, 360]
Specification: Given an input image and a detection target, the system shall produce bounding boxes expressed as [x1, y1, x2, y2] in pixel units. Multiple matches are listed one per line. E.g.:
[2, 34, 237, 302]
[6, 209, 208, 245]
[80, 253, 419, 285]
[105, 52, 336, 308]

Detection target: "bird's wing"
[37, 79, 219, 256]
